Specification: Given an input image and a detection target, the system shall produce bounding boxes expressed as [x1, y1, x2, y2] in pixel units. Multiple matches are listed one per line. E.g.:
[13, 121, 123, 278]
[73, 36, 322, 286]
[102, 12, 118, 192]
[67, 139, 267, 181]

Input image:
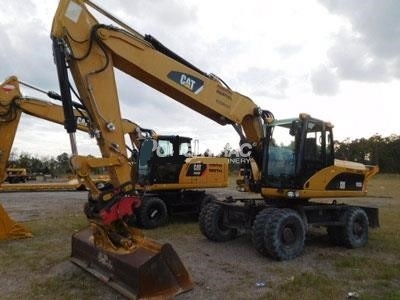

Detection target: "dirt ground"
[0, 182, 399, 299]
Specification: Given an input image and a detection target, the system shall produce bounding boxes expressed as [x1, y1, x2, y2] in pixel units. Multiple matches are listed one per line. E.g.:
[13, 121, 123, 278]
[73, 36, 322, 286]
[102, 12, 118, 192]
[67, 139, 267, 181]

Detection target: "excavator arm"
[51, 0, 273, 194]
[51, 0, 270, 133]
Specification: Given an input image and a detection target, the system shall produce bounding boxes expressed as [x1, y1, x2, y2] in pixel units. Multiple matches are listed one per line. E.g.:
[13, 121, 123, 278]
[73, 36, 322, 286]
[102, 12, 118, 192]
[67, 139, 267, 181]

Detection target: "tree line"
[8, 152, 71, 178]
[7, 134, 400, 176]
[335, 134, 400, 173]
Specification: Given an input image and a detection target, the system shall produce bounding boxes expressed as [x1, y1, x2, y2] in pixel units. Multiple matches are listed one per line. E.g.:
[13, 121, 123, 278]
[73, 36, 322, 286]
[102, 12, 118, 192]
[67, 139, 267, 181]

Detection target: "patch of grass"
[0, 214, 120, 299]
[361, 287, 400, 300]
[28, 272, 102, 300]
[368, 174, 400, 199]
[259, 272, 344, 300]
[1, 174, 399, 299]
[333, 254, 400, 279]
[369, 208, 400, 253]
[142, 214, 200, 240]
[311, 252, 400, 298]
[0, 215, 86, 272]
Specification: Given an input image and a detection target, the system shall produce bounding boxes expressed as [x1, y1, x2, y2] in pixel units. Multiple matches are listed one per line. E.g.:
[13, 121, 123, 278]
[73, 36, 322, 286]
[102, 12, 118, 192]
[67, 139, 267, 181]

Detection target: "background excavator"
[0, 75, 95, 240]
[0, 76, 228, 228]
[48, 0, 380, 298]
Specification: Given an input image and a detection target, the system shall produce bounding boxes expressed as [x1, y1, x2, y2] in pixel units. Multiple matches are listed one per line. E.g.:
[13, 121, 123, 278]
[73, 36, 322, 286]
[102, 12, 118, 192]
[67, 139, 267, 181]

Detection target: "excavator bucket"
[0, 204, 32, 240]
[70, 227, 193, 299]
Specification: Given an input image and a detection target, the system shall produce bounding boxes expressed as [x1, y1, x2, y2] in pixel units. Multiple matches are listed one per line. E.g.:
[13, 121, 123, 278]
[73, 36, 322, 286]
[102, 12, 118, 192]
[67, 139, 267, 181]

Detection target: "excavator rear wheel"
[135, 197, 168, 229]
[264, 208, 305, 261]
[342, 207, 369, 248]
[199, 202, 237, 242]
[327, 207, 369, 248]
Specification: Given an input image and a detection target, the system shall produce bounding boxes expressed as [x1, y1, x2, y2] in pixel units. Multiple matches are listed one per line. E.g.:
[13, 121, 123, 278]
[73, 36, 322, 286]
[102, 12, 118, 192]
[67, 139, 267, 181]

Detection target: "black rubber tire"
[198, 202, 237, 242]
[342, 207, 369, 248]
[252, 208, 278, 256]
[135, 197, 168, 229]
[200, 194, 217, 210]
[198, 202, 209, 236]
[264, 208, 305, 261]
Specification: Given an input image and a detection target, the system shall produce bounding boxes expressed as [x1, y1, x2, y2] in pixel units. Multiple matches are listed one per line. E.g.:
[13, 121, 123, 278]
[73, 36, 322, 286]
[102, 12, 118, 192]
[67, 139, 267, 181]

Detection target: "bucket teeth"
[71, 227, 193, 299]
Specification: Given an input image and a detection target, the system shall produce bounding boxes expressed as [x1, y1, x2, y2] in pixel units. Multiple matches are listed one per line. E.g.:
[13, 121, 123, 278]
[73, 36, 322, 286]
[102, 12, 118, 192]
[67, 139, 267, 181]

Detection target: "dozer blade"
[0, 203, 32, 240]
[70, 227, 193, 299]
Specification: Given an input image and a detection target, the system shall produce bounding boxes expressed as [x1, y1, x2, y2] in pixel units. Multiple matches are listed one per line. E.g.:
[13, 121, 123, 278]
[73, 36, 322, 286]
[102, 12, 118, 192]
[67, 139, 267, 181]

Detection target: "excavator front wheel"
[263, 208, 305, 261]
[135, 197, 168, 229]
[252, 207, 279, 256]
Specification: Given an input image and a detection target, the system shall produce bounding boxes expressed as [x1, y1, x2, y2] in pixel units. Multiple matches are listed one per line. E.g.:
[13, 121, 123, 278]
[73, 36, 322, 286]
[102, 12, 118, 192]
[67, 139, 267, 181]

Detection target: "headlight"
[287, 190, 300, 198]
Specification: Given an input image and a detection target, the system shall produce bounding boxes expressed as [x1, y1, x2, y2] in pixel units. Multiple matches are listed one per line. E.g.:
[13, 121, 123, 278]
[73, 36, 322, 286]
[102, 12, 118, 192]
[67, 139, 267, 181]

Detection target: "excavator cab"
[137, 135, 192, 186]
[261, 113, 377, 199]
[264, 113, 334, 189]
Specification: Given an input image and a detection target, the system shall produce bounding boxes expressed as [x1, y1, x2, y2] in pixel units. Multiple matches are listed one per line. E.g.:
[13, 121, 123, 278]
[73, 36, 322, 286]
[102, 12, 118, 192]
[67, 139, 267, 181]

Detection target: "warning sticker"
[339, 181, 346, 189]
[65, 1, 82, 23]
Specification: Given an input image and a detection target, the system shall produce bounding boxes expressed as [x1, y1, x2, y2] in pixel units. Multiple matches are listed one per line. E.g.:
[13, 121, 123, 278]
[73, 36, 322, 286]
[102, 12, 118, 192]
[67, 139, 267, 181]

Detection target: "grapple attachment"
[70, 227, 193, 299]
[0, 204, 32, 240]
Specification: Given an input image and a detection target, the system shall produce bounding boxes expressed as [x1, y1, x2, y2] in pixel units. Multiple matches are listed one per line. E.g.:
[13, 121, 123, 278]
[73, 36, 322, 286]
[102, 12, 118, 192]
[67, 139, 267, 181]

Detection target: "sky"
[1, 0, 399, 158]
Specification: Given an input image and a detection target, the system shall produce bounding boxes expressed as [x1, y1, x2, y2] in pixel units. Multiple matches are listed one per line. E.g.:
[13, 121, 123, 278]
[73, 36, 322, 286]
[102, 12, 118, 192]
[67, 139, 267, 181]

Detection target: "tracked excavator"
[49, 0, 379, 297]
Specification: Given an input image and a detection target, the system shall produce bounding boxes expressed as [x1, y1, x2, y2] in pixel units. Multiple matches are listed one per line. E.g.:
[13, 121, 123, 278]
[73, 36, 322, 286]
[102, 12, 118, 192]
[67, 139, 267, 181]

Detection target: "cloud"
[0, 2, 57, 89]
[319, 0, 400, 82]
[1, 1, 37, 21]
[3, 0, 399, 158]
[97, 0, 197, 40]
[232, 67, 289, 99]
[310, 65, 339, 96]
[275, 44, 302, 58]
[327, 32, 389, 82]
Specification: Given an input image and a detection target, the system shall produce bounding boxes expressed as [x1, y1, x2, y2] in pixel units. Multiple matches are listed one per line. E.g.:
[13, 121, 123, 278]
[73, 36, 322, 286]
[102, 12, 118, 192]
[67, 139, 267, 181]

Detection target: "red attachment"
[2, 84, 16, 92]
[100, 195, 141, 225]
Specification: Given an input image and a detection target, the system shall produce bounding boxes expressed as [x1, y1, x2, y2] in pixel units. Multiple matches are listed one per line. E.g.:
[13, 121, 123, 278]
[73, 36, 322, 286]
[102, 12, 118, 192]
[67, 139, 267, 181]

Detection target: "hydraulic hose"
[52, 38, 77, 134]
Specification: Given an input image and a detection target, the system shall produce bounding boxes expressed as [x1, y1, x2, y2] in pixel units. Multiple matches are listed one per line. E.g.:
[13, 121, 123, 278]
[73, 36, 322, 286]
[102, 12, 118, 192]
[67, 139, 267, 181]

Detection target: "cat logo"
[186, 163, 207, 176]
[180, 74, 196, 90]
[97, 252, 113, 270]
[167, 71, 204, 94]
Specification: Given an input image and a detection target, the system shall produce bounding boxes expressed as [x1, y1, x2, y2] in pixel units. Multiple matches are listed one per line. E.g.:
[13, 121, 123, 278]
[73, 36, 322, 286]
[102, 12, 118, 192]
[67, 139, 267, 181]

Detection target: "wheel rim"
[281, 224, 297, 245]
[217, 214, 229, 232]
[353, 218, 366, 238]
[149, 209, 159, 219]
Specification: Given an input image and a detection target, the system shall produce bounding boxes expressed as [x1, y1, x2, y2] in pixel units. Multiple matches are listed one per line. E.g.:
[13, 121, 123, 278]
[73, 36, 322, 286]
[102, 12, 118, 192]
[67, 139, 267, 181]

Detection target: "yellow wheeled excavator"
[49, 0, 379, 297]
